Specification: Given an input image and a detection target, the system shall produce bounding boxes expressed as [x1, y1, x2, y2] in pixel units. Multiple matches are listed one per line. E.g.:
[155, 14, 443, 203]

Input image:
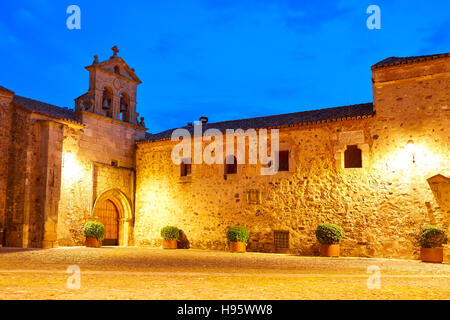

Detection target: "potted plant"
[227, 226, 250, 253]
[419, 225, 448, 263]
[315, 223, 343, 257]
[83, 221, 105, 248]
[160, 226, 180, 249]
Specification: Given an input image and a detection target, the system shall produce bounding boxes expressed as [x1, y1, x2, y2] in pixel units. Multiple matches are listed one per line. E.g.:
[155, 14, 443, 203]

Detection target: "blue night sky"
[0, 0, 449, 133]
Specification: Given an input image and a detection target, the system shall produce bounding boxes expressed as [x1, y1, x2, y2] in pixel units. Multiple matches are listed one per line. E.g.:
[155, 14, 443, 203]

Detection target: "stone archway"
[92, 188, 133, 246]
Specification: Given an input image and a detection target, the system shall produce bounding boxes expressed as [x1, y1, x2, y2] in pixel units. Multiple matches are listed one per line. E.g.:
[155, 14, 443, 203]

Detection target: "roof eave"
[140, 111, 375, 144]
[13, 101, 83, 127]
[372, 53, 450, 70]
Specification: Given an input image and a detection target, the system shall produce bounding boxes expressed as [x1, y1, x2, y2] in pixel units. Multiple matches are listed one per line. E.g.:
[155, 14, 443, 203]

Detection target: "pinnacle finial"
[93, 55, 99, 64]
[111, 45, 119, 59]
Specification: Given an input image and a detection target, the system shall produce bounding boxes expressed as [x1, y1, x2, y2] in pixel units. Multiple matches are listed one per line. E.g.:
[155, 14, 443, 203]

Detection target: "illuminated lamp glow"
[405, 140, 416, 164]
[62, 152, 81, 181]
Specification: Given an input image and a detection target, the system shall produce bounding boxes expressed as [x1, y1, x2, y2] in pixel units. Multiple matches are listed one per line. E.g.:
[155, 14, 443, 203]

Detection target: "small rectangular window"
[344, 145, 362, 168]
[180, 159, 192, 177]
[111, 160, 119, 167]
[278, 150, 289, 172]
[225, 155, 237, 174]
[274, 231, 289, 249]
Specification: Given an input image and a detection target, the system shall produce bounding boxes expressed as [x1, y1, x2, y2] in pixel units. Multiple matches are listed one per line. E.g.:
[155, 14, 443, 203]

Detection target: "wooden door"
[95, 199, 119, 245]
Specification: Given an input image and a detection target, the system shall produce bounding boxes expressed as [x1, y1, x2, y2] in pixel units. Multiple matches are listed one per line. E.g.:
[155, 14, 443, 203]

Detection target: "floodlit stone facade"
[0, 48, 146, 248]
[0, 49, 448, 260]
[134, 54, 450, 259]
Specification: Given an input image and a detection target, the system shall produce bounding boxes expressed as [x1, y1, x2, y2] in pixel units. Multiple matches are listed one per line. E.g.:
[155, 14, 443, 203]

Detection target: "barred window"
[274, 231, 289, 249]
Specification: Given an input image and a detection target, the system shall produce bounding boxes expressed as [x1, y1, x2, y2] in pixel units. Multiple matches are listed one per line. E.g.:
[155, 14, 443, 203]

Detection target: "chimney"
[199, 116, 208, 124]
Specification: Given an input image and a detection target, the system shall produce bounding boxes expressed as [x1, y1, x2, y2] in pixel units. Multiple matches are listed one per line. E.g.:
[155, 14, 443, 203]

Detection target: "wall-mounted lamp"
[405, 140, 416, 164]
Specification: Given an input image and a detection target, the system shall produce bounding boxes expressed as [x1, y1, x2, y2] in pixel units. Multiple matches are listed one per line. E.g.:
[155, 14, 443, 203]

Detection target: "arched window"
[114, 65, 120, 75]
[225, 155, 237, 174]
[120, 92, 129, 121]
[102, 87, 113, 117]
[344, 145, 362, 168]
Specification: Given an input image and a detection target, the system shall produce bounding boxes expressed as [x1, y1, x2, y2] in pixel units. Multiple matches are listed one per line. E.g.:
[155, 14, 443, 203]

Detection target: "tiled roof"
[144, 102, 374, 142]
[13, 95, 80, 124]
[372, 52, 450, 69]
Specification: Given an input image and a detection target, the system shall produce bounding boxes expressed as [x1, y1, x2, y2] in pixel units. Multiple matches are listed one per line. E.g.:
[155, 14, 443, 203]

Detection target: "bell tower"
[75, 46, 144, 126]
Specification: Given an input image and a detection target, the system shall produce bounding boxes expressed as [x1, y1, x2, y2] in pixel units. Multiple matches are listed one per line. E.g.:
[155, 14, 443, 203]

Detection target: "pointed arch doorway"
[95, 199, 119, 245]
[92, 189, 133, 246]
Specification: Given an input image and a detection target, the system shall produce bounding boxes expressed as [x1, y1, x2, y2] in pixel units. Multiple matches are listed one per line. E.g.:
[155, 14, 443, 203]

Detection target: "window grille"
[274, 231, 289, 249]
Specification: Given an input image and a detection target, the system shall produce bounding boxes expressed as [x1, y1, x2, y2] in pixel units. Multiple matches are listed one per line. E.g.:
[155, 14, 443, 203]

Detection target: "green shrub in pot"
[160, 226, 180, 240]
[315, 223, 343, 245]
[418, 226, 447, 248]
[83, 221, 105, 241]
[226, 226, 250, 243]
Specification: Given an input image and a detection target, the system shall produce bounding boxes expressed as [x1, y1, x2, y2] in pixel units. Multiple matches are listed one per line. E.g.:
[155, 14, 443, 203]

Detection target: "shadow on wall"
[427, 174, 450, 210]
[177, 230, 190, 249]
[427, 174, 450, 225]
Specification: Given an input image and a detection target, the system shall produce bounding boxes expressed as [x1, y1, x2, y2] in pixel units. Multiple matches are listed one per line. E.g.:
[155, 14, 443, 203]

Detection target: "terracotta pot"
[229, 241, 246, 253]
[85, 237, 101, 248]
[162, 239, 178, 249]
[420, 247, 443, 263]
[320, 244, 340, 257]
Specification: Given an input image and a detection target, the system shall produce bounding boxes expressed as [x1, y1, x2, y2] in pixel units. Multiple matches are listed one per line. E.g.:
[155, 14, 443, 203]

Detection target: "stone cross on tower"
[110, 45, 119, 59]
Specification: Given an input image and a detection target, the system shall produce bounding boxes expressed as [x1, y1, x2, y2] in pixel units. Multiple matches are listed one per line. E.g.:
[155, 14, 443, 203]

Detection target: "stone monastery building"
[0, 48, 449, 259]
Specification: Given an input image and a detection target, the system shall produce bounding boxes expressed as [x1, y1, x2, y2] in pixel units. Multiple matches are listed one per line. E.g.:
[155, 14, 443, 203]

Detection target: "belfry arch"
[92, 188, 133, 246]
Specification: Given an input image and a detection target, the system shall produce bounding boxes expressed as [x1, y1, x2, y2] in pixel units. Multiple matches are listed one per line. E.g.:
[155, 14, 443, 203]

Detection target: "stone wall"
[0, 97, 144, 247]
[4, 106, 37, 247]
[0, 89, 14, 244]
[57, 112, 145, 246]
[134, 58, 449, 259]
[4, 109, 70, 248]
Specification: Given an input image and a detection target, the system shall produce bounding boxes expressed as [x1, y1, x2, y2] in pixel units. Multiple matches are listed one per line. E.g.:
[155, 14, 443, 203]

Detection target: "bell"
[84, 101, 92, 111]
[102, 99, 110, 109]
[120, 102, 127, 112]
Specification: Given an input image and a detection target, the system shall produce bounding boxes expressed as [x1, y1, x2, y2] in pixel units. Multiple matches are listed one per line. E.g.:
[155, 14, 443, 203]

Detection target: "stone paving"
[0, 247, 449, 299]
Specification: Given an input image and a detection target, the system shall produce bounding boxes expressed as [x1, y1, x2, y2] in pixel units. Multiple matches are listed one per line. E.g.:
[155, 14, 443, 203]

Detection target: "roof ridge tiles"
[144, 102, 375, 142]
[372, 52, 450, 69]
[13, 95, 81, 124]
